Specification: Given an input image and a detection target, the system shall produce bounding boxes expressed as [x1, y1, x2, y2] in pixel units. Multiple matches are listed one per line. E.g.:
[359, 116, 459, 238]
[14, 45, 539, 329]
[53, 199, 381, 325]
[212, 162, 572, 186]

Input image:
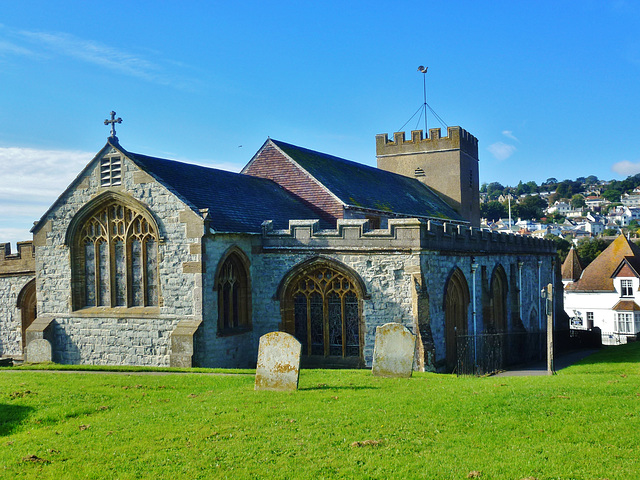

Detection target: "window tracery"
[217, 252, 251, 334]
[288, 266, 360, 358]
[73, 200, 158, 309]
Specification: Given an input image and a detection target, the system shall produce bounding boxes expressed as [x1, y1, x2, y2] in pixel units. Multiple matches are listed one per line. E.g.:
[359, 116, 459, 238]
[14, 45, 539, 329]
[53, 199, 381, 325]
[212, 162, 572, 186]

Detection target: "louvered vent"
[101, 156, 122, 186]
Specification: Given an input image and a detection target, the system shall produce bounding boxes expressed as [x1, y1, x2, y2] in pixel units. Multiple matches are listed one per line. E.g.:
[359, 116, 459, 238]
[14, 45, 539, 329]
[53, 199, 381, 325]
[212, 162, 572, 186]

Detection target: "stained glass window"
[75, 200, 159, 308]
[288, 266, 360, 358]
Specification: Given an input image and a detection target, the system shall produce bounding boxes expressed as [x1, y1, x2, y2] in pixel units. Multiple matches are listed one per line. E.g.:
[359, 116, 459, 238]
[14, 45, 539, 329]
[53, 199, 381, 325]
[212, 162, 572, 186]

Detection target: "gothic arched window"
[70, 195, 159, 310]
[216, 251, 251, 334]
[281, 261, 363, 360]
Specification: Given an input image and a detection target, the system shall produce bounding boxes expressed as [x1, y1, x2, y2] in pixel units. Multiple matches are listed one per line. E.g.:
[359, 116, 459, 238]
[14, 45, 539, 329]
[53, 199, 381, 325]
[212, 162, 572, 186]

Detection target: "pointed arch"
[489, 264, 508, 333]
[68, 192, 160, 310]
[279, 257, 365, 362]
[444, 267, 470, 372]
[215, 246, 252, 335]
[17, 279, 37, 353]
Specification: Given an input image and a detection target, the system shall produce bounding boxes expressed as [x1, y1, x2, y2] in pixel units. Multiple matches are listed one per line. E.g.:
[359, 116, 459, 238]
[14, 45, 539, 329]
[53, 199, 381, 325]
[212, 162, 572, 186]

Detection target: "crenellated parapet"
[376, 126, 478, 159]
[0, 241, 35, 276]
[260, 219, 556, 256]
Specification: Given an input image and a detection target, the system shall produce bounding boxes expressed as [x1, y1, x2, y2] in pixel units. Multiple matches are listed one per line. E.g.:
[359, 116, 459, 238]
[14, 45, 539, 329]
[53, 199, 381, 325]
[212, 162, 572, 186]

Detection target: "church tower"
[376, 127, 480, 226]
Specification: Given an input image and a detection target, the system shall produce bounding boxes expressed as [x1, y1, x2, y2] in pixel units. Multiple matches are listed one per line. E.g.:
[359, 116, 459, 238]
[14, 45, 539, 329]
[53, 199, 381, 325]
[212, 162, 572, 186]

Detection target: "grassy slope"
[1, 344, 639, 480]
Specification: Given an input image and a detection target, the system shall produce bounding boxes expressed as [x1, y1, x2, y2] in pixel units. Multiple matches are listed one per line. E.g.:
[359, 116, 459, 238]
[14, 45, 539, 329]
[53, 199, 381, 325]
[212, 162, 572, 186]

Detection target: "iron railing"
[456, 331, 546, 376]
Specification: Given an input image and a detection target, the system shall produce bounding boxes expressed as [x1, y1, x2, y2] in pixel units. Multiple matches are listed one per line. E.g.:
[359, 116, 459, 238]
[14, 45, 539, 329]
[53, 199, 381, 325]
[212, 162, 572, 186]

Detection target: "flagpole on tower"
[418, 66, 428, 133]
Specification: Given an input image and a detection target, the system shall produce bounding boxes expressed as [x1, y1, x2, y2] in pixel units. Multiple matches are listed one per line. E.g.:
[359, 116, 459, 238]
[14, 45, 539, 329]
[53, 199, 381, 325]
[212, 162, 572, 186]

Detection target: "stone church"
[0, 122, 561, 372]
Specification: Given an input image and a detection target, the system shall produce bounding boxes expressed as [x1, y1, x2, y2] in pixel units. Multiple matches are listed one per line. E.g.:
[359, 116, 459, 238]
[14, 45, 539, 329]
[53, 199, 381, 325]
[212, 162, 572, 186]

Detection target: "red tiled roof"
[561, 247, 583, 282]
[565, 235, 640, 292]
[612, 300, 640, 311]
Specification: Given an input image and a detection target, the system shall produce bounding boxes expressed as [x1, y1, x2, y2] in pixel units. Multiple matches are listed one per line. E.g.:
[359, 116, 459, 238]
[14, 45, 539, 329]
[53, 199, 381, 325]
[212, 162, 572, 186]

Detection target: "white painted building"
[547, 202, 572, 215]
[564, 235, 640, 345]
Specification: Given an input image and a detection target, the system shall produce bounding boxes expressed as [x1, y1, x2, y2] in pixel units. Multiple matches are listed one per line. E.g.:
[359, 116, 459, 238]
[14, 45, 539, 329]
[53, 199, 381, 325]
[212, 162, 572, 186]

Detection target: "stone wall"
[50, 316, 176, 365]
[197, 233, 260, 368]
[376, 127, 481, 226]
[0, 273, 34, 356]
[260, 218, 558, 371]
[0, 242, 35, 357]
[31, 143, 203, 366]
[421, 251, 556, 370]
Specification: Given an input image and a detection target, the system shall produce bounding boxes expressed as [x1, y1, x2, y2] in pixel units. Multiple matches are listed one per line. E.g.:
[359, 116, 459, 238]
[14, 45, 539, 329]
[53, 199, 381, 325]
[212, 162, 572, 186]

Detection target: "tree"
[545, 234, 572, 263]
[514, 181, 530, 196]
[480, 200, 507, 221]
[570, 194, 585, 209]
[576, 238, 611, 268]
[555, 180, 583, 199]
[486, 182, 505, 200]
[512, 195, 547, 220]
[544, 178, 558, 186]
[526, 181, 538, 193]
[602, 187, 622, 202]
[585, 175, 599, 185]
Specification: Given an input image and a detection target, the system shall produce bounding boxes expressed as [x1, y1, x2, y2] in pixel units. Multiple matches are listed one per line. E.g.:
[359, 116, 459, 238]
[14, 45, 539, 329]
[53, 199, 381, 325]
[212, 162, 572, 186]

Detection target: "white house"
[547, 201, 572, 215]
[564, 235, 640, 345]
[620, 188, 640, 207]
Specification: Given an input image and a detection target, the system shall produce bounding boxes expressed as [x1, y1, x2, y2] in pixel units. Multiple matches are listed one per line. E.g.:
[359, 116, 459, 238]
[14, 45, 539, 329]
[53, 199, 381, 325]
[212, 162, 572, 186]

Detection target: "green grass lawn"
[1, 344, 639, 480]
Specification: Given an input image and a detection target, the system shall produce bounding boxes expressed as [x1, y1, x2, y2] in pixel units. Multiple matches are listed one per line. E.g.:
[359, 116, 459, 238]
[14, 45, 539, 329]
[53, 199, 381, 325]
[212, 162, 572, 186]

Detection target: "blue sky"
[1, 1, 640, 247]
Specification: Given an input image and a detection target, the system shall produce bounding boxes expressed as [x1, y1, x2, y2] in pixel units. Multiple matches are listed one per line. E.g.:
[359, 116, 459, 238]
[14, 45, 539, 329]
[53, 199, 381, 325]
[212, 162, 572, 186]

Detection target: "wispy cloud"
[0, 39, 36, 58]
[488, 142, 517, 161]
[0, 147, 92, 245]
[612, 160, 640, 176]
[0, 147, 91, 202]
[502, 130, 519, 142]
[0, 25, 197, 90]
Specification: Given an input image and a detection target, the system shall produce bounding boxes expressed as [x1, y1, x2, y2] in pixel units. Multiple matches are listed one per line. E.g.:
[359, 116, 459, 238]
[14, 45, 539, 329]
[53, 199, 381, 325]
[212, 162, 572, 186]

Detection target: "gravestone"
[25, 338, 52, 363]
[254, 332, 301, 391]
[371, 323, 416, 378]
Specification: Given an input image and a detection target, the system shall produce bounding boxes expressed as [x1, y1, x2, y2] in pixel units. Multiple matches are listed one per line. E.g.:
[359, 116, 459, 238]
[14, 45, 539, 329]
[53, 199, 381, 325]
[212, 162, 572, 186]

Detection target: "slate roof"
[271, 139, 465, 223]
[121, 146, 328, 233]
[561, 247, 583, 282]
[565, 235, 640, 292]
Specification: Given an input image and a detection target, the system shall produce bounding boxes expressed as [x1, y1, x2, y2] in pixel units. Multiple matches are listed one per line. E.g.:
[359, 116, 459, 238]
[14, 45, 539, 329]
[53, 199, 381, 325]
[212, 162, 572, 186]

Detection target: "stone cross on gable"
[104, 111, 123, 139]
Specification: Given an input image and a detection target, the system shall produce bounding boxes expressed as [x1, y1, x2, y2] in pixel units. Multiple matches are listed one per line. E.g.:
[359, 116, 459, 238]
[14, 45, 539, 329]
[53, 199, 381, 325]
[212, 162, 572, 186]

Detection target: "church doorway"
[444, 268, 469, 372]
[281, 260, 364, 367]
[17, 279, 37, 354]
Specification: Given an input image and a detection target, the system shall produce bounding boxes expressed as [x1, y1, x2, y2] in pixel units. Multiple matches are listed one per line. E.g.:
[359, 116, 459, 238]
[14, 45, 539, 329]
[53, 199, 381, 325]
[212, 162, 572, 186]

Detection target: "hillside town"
[480, 175, 640, 240]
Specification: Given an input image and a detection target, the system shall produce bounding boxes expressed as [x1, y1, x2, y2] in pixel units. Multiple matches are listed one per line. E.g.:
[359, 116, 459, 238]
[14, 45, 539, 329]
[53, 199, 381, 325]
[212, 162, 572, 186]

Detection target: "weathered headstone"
[254, 332, 301, 391]
[372, 323, 416, 378]
[25, 338, 52, 363]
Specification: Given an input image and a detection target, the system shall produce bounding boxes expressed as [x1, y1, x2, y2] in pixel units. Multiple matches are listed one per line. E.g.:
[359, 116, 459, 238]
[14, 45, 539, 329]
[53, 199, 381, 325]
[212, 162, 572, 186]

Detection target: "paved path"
[495, 349, 599, 376]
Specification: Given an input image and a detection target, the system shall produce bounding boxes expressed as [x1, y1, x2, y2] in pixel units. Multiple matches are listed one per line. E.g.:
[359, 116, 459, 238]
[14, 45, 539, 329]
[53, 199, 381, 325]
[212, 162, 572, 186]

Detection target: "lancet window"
[73, 201, 159, 309]
[216, 252, 251, 334]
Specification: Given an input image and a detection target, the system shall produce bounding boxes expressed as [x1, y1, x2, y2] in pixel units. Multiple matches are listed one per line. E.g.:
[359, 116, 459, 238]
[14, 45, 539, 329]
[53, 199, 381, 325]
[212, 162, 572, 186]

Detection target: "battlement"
[260, 219, 555, 256]
[376, 126, 478, 159]
[0, 241, 36, 276]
